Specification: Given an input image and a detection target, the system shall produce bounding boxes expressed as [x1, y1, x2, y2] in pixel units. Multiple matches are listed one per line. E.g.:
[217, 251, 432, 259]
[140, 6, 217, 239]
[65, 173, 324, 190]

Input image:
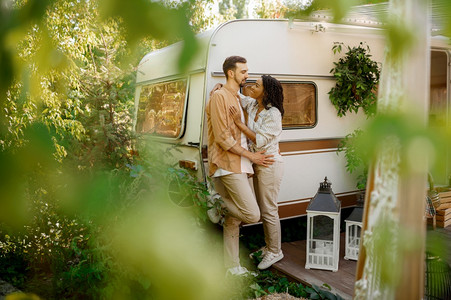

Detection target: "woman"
[230, 75, 285, 270]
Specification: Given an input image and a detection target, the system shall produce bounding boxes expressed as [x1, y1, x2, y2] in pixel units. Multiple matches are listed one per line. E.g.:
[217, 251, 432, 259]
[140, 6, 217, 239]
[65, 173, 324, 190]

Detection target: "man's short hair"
[223, 56, 247, 79]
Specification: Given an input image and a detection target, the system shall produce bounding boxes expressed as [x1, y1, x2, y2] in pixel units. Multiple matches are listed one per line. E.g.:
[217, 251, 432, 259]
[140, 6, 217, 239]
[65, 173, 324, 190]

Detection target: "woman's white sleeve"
[255, 109, 282, 148]
[238, 93, 255, 110]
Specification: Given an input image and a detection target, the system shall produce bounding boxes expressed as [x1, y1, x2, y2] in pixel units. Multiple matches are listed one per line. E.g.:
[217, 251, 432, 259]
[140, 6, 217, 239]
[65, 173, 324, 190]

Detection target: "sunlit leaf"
[286, 0, 358, 22]
[355, 111, 448, 175]
[98, 0, 198, 72]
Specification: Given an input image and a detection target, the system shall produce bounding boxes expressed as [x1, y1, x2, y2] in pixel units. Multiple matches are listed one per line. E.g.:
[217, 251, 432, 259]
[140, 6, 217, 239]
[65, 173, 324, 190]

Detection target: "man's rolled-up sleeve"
[210, 93, 237, 150]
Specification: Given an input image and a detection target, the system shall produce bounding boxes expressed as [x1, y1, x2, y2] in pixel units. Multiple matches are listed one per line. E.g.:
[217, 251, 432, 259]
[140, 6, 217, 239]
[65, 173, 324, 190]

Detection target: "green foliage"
[98, 0, 198, 72]
[337, 129, 368, 189]
[254, 0, 287, 19]
[0, 123, 57, 227]
[0, 0, 198, 153]
[426, 231, 448, 267]
[329, 42, 381, 117]
[435, 0, 451, 38]
[219, 0, 248, 19]
[330, 42, 380, 189]
[253, 271, 308, 298]
[1, 156, 125, 297]
[124, 143, 211, 225]
[2, 2, 135, 168]
[228, 270, 304, 299]
[0, 143, 218, 298]
[172, 0, 216, 34]
[285, 0, 359, 22]
[0, 239, 28, 288]
[306, 284, 345, 300]
[355, 112, 447, 175]
[0, 208, 105, 298]
[337, 108, 450, 190]
[230, 269, 345, 300]
[0, 2, 219, 299]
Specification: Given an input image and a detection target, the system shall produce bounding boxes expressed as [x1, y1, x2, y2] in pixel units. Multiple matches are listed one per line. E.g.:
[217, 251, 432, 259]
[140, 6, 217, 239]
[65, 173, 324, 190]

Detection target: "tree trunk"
[354, 0, 430, 299]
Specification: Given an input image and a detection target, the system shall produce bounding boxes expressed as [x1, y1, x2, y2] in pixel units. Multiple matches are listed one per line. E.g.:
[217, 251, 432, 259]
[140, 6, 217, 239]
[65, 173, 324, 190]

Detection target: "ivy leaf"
[329, 42, 380, 118]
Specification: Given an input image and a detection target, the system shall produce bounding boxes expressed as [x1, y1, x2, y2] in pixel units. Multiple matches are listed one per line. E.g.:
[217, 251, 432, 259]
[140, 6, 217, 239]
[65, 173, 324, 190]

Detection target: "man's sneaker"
[257, 251, 284, 270]
[226, 265, 258, 277]
[249, 246, 268, 259]
[207, 194, 224, 224]
[207, 207, 221, 224]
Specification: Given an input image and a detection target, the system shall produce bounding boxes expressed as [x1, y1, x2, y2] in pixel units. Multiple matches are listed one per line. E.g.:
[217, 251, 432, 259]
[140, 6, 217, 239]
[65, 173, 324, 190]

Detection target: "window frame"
[280, 80, 318, 130]
[135, 76, 190, 140]
[242, 80, 318, 130]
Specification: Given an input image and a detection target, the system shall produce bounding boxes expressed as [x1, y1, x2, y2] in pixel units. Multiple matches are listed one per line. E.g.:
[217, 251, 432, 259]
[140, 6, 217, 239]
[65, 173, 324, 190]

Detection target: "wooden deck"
[272, 232, 355, 300]
[271, 226, 451, 300]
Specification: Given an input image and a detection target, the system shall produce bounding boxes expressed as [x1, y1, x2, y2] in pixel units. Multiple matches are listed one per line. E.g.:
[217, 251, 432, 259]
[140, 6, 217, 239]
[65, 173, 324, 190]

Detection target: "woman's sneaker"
[257, 251, 284, 270]
[249, 246, 267, 259]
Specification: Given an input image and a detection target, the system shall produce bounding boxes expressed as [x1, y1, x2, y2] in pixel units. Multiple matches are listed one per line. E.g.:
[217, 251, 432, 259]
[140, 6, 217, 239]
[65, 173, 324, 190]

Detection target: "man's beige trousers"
[213, 173, 259, 268]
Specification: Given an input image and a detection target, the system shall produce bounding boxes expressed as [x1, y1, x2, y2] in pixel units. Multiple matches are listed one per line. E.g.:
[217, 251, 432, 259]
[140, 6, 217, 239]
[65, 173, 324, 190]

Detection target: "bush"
[0, 235, 29, 288]
[328, 42, 381, 118]
[0, 142, 216, 299]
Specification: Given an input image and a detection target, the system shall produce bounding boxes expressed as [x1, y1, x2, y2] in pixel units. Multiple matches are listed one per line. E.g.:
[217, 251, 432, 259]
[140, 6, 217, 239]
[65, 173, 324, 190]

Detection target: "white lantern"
[305, 177, 341, 272]
[344, 200, 364, 261]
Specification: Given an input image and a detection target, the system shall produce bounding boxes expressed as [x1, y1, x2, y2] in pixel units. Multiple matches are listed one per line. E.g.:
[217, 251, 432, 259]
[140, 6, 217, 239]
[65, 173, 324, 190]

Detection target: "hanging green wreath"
[328, 42, 381, 117]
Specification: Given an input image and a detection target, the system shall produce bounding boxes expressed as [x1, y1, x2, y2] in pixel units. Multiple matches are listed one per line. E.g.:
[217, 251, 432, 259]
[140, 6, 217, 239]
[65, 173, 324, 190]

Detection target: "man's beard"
[234, 76, 246, 87]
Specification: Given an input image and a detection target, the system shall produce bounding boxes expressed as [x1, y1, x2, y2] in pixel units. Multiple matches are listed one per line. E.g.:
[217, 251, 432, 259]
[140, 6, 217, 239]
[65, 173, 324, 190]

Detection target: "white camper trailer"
[133, 19, 451, 219]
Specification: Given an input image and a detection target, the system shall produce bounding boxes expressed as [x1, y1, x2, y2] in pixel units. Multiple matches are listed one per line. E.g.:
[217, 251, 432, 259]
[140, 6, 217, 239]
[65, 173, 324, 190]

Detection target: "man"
[205, 56, 274, 275]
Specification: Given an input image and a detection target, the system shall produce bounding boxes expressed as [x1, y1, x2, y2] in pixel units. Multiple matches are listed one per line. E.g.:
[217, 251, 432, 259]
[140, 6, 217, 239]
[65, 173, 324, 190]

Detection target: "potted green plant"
[329, 42, 380, 191]
[328, 42, 381, 117]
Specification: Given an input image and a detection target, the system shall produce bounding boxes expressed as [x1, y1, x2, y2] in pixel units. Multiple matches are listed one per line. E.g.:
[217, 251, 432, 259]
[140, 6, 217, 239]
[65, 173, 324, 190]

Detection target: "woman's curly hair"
[261, 75, 284, 117]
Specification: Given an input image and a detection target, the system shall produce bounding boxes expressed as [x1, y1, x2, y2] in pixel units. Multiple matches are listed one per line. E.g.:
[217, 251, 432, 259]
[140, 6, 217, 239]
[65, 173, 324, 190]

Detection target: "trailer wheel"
[168, 178, 194, 207]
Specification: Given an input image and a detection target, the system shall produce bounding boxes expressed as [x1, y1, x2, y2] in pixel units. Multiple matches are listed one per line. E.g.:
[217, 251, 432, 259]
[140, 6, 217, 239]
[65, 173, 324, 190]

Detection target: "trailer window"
[281, 82, 316, 128]
[135, 79, 188, 138]
[243, 81, 316, 128]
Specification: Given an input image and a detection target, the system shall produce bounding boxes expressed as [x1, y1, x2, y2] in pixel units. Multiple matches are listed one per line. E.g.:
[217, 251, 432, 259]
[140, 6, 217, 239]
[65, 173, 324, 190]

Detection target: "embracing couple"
[206, 56, 285, 276]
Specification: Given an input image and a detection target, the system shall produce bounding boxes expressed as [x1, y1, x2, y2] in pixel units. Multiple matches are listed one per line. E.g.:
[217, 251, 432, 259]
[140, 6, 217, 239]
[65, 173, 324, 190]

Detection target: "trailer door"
[429, 50, 450, 185]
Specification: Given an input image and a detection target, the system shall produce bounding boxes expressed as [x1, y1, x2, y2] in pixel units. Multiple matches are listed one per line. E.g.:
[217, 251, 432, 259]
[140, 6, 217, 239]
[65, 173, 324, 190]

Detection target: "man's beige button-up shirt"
[206, 87, 251, 176]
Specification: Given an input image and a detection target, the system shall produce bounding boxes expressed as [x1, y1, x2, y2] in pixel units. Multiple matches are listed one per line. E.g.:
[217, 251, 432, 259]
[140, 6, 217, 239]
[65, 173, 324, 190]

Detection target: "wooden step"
[439, 197, 451, 204]
[436, 208, 451, 216]
[437, 202, 451, 210]
[436, 219, 451, 228]
[438, 191, 451, 199]
[436, 214, 451, 222]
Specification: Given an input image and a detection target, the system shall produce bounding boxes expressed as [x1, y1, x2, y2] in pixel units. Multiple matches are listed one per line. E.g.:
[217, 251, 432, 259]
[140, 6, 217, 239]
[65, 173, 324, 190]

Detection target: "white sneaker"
[249, 246, 268, 259]
[226, 266, 258, 277]
[207, 207, 221, 223]
[257, 251, 284, 270]
[207, 194, 223, 224]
